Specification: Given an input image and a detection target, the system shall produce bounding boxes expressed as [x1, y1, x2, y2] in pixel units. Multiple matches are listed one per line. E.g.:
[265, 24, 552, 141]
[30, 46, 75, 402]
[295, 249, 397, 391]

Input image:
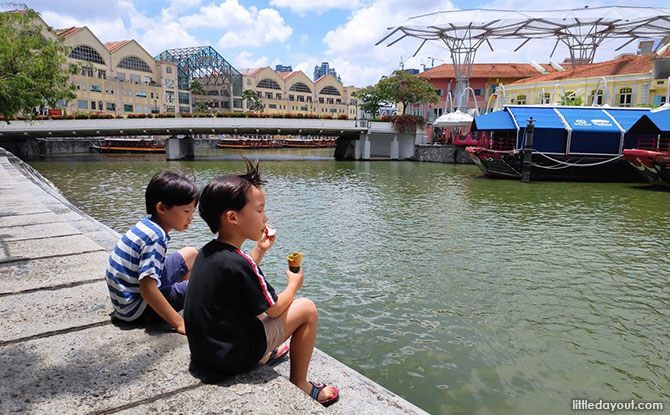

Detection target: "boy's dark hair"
[145, 170, 199, 215]
[199, 157, 266, 234]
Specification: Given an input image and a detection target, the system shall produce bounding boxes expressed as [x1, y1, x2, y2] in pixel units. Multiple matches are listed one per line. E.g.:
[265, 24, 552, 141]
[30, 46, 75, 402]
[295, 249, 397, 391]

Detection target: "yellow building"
[241, 68, 360, 119]
[55, 27, 178, 115]
[504, 45, 670, 108]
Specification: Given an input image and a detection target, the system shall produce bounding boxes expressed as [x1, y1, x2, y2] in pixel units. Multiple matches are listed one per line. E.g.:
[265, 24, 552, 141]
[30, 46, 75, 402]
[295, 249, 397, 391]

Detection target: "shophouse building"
[241, 67, 360, 119]
[55, 28, 178, 115]
[410, 63, 553, 122]
[504, 46, 670, 108]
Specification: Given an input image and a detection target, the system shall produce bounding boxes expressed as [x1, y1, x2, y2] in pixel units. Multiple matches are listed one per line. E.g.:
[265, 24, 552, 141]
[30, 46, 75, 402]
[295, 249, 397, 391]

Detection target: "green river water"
[28, 149, 669, 414]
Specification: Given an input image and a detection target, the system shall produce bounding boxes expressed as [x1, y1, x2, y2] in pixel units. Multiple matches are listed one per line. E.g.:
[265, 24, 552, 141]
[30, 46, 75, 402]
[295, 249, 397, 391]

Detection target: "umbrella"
[433, 110, 474, 128]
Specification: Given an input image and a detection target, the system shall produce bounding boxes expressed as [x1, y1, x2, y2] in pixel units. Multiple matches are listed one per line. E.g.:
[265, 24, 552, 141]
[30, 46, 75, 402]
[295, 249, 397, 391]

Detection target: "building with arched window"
[241, 67, 359, 118]
[504, 44, 670, 107]
[53, 27, 178, 115]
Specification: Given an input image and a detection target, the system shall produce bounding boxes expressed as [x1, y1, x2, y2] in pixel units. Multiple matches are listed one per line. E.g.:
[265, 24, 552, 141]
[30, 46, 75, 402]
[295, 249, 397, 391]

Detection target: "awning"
[646, 108, 670, 132]
[556, 107, 622, 154]
[508, 107, 567, 153]
[433, 110, 473, 128]
[472, 110, 516, 131]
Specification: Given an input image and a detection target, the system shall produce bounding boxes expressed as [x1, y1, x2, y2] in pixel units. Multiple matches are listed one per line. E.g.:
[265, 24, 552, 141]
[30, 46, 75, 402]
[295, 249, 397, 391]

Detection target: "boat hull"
[91, 145, 164, 154]
[466, 147, 643, 182]
[622, 149, 670, 187]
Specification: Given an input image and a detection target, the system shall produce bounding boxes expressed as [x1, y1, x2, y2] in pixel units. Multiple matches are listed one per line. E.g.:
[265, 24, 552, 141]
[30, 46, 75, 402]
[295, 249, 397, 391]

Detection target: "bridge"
[0, 117, 426, 161]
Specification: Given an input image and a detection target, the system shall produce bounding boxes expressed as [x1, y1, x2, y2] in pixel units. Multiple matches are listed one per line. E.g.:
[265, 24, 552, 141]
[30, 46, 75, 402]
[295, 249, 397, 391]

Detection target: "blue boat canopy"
[472, 106, 652, 155]
[471, 110, 516, 131]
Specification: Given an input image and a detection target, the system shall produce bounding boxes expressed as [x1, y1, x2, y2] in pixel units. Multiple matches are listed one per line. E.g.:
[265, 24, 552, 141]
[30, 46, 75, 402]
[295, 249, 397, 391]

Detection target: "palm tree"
[242, 89, 264, 113]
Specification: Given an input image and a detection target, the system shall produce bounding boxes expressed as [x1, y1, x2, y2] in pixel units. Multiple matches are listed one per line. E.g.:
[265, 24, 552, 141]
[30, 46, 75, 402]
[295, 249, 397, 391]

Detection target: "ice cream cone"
[287, 252, 303, 272]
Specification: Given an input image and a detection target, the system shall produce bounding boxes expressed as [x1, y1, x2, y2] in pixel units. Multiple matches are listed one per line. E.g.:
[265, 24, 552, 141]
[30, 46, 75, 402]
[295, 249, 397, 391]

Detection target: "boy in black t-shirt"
[184, 158, 339, 407]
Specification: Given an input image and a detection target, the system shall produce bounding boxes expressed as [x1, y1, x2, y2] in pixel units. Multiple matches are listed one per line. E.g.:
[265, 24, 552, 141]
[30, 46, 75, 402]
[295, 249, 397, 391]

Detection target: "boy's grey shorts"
[260, 314, 286, 355]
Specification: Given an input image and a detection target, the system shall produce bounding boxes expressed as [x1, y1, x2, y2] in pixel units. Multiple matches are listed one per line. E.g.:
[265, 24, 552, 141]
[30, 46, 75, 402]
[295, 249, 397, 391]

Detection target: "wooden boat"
[217, 137, 284, 149]
[465, 105, 659, 182]
[622, 110, 670, 187]
[91, 138, 165, 153]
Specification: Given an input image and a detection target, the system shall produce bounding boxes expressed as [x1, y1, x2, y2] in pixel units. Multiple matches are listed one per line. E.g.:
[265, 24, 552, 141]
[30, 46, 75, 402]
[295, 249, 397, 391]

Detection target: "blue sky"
[13, 0, 670, 86]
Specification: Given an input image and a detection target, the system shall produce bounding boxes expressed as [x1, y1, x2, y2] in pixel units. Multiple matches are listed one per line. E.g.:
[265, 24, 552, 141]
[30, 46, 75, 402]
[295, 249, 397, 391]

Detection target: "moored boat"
[465, 105, 664, 182]
[622, 110, 670, 187]
[91, 138, 165, 153]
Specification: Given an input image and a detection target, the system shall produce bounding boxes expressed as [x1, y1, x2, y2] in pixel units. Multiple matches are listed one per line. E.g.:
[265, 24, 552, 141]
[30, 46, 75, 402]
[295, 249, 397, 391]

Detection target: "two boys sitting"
[105, 164, 338, 406]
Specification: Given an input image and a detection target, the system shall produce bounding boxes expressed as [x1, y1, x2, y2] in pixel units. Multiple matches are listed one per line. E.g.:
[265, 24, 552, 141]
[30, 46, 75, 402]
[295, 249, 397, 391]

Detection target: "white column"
[390, 134, 399, 160]
[355, 132, 363, 159]
[166, 137, 183, 160]
[362, 133, 371, 160]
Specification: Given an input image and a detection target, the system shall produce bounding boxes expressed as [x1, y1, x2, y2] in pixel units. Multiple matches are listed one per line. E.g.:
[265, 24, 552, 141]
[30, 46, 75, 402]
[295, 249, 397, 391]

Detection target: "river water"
[29, 150, 669, 414]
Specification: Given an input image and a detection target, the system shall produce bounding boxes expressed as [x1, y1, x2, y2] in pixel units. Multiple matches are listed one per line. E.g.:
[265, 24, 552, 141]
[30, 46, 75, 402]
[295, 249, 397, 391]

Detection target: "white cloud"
[269, 0, 361, 15]
[233, 50, 269, 69]
[139, 20, 200, 54]
[180, 0, 292, 48]
[321, 0, 456, 86]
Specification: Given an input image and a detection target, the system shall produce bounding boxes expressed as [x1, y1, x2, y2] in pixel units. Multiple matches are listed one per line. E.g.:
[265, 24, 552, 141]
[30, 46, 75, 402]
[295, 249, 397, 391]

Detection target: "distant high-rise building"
[313, 61, 341, 83]
[275, 64, 293, 72]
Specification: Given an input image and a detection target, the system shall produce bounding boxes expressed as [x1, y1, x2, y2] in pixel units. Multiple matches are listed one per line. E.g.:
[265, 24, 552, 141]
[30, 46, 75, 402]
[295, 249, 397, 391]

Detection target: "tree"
[377, 70, 439, 115]
[242, 89, 264, 113]
[189, 79, 206, 95]
[194, 102, 209, 112]
[353, 85, 386, 118]
[0, 7, 76, 121]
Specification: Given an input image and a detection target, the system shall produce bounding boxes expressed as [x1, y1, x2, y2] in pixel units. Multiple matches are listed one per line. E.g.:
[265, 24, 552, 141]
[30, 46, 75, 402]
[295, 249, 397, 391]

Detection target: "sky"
[10, 0, 670, 87]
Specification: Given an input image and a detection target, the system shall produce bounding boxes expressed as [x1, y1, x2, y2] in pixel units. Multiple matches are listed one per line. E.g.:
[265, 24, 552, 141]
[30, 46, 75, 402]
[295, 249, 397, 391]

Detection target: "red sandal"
[309, 381, 339, 407]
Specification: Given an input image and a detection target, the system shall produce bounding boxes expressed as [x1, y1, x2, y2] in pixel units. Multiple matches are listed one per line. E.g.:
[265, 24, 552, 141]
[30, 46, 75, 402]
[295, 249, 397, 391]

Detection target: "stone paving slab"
[0, 324, 325, 415]
[0, 212, 60, 228]
[274, 349, 427, 415]
[0, 250, 108, 293]
[116, 373, 326, 415]
[0, 234, 104, 263]
[0, 222, 81, 242]
[0, 281, 110, 342]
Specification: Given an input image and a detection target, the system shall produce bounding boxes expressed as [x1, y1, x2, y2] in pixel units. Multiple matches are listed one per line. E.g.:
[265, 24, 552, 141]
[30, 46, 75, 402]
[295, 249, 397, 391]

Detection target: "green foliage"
[559, 95, 583, 106]
[353, 85, 386, 118]
[242, 89, 264, 112]
[189, 79, 206, 95]
[194, 102, 209, 112]
[0, 8, 76, 121]
[376, 70, 439, 115]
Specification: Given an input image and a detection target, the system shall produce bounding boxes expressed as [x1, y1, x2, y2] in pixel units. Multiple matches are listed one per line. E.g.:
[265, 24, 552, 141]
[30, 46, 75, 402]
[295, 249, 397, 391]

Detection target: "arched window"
[69, 45, 105, 65]
[617, 87, 633, 107]
[117, 56, 152, 73]
[257, 78, 281, 90]
[516, 94, 527, 105]
[319, 86, 341, 96]
[289, 82, 312, 93]
[590, 89, 604, 105]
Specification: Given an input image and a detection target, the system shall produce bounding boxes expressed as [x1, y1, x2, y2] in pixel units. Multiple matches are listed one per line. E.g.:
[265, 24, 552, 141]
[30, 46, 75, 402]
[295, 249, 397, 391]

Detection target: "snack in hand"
[287, 252, 303, 272]
[266, 225, 276, 237]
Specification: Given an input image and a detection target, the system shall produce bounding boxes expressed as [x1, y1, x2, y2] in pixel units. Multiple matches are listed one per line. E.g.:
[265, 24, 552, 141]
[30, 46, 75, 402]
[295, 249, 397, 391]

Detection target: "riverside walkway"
[0, 147, 428, 414]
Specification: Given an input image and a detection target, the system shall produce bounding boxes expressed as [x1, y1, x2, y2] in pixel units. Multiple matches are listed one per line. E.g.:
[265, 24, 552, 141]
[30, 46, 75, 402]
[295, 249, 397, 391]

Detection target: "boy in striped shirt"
[105, 170, 199, 334]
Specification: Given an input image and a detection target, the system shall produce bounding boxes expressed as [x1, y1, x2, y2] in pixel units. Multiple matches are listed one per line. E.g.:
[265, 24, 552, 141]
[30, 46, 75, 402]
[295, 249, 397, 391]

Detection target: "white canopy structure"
[432, 110, 473, 128]
[377, 7, 670, 110]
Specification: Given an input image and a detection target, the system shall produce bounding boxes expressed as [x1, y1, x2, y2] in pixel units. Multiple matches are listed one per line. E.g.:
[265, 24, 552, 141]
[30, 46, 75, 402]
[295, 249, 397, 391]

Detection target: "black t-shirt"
[184, 240, 278, 378]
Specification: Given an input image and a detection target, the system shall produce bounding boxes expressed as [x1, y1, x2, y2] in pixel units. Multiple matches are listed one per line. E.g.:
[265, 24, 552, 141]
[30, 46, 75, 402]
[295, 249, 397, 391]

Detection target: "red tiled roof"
[511, 50, 670, 85]
[419, 63, 550, 79]
[56, 27, 81, 37]
[105, 40, 129, 52]
[314, 75, 327, 83]
[241, 68, 264, 76]
[281, 71, 300, 80]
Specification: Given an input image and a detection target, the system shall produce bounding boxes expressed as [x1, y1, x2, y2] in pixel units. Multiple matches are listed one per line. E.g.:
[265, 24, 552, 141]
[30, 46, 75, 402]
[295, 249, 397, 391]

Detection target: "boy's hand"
[255, 225, 276, 252]
[175, 321, 186, 335]
[285, 267, 304, 291]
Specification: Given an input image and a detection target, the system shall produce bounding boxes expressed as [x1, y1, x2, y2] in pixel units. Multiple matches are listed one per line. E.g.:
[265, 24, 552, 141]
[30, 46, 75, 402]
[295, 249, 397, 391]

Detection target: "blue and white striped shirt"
[105, 217, 170, 321]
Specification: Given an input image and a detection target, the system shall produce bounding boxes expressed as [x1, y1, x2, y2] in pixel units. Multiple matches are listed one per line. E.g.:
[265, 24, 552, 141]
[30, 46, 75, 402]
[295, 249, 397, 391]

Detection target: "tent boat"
[91, 138, 165, 153]
[465, 105, 666, 181]
[622, 109, 670, 187]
